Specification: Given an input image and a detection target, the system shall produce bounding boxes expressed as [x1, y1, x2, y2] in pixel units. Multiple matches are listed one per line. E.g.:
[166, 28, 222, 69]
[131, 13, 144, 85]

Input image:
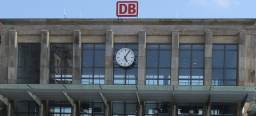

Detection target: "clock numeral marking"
[117, 57, 119, 58]
[131, 57, 133, 58]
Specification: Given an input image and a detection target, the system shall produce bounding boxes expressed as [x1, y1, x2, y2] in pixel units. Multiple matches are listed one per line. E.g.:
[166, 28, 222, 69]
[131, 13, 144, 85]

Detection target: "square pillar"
[171, 31, 179, 85]
[138, 31, 146, 85]
[105, 101, 112, 116]
[238, 30, 247, 86]
[105, 30, 114, 85]
[72, 101, 79, 116]
[40, 30, 50, 84]
[171, 102, 177, 116]
[137, 101, 144, 116]
[8, 30, 18, 84]
[203, 103, 211, 116]
[204, 31, 213, 86]
[72, 30, 82, 84]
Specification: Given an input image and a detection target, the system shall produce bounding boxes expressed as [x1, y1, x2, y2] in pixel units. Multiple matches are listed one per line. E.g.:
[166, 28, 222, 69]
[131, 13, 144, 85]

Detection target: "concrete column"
[72, 102, 79, 116]
[72, 30, 81, 84]
[138, 31, 146, 85]
[7, 100, 16, 116]
[105, 30, 114, 85]
[171, 31, 179, 85]
[7, 102, 11, 116]
[39, 100, 47, 116]
[171, 102, 177, 116]
[105, 101, 112, 116]
[238, 30, 247, 86]
[204, 31, 213, 86]
[203, 103, 211, 116]
[137, 101, 144, 116]
[40, 30, 50, 84]
[8, 30, 18, 84]
[236, 103, 242, 116]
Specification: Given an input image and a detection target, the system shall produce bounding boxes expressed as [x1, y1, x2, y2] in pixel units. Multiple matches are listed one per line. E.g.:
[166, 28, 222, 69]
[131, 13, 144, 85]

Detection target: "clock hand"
[124, 50, 130, 62]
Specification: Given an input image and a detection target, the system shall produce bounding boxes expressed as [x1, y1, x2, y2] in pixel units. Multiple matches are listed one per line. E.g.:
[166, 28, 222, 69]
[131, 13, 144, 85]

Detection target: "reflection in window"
[145, 101, 170, 115]
[178, 102, 203, 115]
[48, 101, 72, 116]
[179, 45, 204, 85]
[80, 101, 104, 116]
[211, 103, 236, 116]
[114, 44, 138, 85]
[82, 44, 105, 84]
[18, 44, 40, 84]
[17, 100, 39, 116]
[50, 44, 73, 84]
[212, 45, 237, 86]
[146, 44, 171, 85]
[113, 101, 136, 116]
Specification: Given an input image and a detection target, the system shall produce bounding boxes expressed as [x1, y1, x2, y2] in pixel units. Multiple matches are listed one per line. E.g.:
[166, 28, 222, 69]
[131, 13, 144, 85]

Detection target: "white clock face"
[116, 48, 135, 67]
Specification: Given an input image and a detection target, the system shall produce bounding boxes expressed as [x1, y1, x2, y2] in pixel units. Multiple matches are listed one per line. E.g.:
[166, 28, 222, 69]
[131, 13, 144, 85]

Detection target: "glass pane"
[225, 69, 236, 79]
[192, 69, 203, 79]
[113, 103, 124, 114]
[213, 45, 224, 50]
[159, 51, 171, 67]
[146, 69, 157, 79]
[159, 45, 171, 49]
[82, 68, 93, 78]
[83, 50, 93, 67]
[32, 44, 40, 49]
[179, 69, 190, 79]
[159, 80, 170, 85]
[61, 107, 72, 113]
[212, 79, 224, 86]
[50, 50, 62, 67]
[18, 50, 30, 67]
[224, 103, 236, 115]
[114, 68, 125, 79]
[115, 44, 126, 49]
[191, 80, 203, 85]
[51, 44, 62, 49]
[81, 79, 93, 84]
[93, 103, 104, 113]
[180, 45, 191, 50]
[18, 79, 30, 84]
[159, 69, 170, 79]
[94, 50, 105, 67]
[62, 50, 73, 67]
[224, 81, 236, 86]
[127, 44, 138, 50]
[212, 51, 224, 68]
[19, 44, 30, 49]
[62, 68, 72, 78]
[31, 50, 40, 67]
[179, 51, 191, 68]
[18, 68, 30, 78]
[145, 104, 157, 114]
[226, 45, 237, 50]
[212, 69, 223, 79]
[179, 80, 190, 85]
[18, 102, 29, 112]
[192, 45, 204, 50]
[62, 44, 72, 49]
[147, 45, 158, 49]
[127, 68, 137, 79]
[192, 51, 204, 68]
[29, 102, 39, 112]
[147, 51, 158, 67]
[83, 44, 94, 49]
[114, 80, 125, 84]
[126, 104, 136, 114]
[94, 68, 105, 78]
[225, 51, 237, 68]
[146, 80, 158, 85]
[95, 44, 105, 49]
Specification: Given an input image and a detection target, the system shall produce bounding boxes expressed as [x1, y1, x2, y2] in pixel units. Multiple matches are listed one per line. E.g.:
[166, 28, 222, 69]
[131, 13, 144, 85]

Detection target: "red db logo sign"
[116, 1, 138, 17]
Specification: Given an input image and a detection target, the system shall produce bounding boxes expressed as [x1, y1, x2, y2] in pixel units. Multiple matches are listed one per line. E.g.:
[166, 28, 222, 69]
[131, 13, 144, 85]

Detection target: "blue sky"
[0, 0, 255, 19]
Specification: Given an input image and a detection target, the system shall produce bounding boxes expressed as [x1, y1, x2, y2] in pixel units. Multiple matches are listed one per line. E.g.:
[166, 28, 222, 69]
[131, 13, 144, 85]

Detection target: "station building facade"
[0, 19, 255, 116]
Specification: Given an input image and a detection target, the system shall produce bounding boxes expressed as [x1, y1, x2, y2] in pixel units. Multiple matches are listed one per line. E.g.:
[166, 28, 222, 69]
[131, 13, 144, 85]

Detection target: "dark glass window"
[48, 101, 72, 116]
[82, 44, 105, 84]
[114, 44, 138, 85]
[211, 103, 236, 116]
[80, 101, 104, 115]
[18, 44, 40, 84]
[113, 101, 137, 116]
[212, 45, 237, 86]
[50, 44, 73, 84]
[145, 101, 170, 115]
[17, 100, 39, 116]
[178, 102, 203, 115]
[146, 44, 171, 85]
[179, 45, 204, 85]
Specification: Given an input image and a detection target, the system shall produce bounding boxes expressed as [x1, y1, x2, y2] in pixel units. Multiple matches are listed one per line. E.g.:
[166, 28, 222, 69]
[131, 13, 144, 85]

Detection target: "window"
[146, 44, 171, 85]
[82, 44, 105, 84]
[211, 103, 236, 116]
[18, 44, 40, 84]
[145, 101, 170, 116]
[114, 44, 138, 85]
[178, 102, 203, 115]
[48, 101, 72, 116]
[179, 45, 204, 85]
[17, 100, 39, 116]
[113, 101, 137, 116]
[50, 44, 73, 84]
[212, 45, 237, 86]
[80, 101, 105, 116]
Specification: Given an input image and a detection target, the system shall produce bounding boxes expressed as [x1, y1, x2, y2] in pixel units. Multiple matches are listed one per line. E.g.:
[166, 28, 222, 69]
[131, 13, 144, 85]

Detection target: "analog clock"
[116, 48, 135, 67]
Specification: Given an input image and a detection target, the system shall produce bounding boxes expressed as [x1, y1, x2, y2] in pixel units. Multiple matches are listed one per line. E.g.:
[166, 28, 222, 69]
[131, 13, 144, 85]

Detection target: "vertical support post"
[72, 103, 77, 116]
[204, 30, 213, 85]
[7, 102, 11, 116]
[236, 103, 242, 116]
[171, 102, 177, 116]
[238, 30, 247, 86]
[40, 30, 50, 84]
[171, 31, 179, 85]
[138, 31, 146, 85]
[105, 101, 112, 116]
[203, 103, 211, 116]
[72, 30, 81, 84]
[105, 30, 114, 85]
[39, 104, 43, 116]
[8, 30, 18, 84]
[40, 100, 47, 116]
